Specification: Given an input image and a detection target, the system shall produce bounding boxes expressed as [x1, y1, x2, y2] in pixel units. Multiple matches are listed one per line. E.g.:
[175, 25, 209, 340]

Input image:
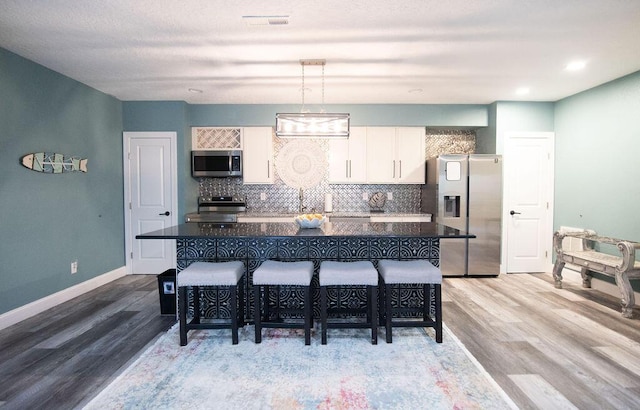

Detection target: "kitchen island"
[137, 221, 473, 320]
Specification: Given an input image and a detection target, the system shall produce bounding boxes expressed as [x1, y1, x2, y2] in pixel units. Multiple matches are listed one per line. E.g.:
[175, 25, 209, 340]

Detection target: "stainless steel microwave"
[191, 150, 242, 177]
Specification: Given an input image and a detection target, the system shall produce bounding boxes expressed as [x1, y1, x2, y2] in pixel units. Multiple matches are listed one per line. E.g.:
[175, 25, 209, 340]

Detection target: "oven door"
[185, 212, 237, 223]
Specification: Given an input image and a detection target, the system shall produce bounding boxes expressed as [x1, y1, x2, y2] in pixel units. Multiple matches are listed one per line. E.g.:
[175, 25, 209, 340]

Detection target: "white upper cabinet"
[242, 127, 274, 184]
[396, 127, 426, 183]
[366, 127, 396, 183]
[328, 127, 367, 183]
[366, 127, 425, 184]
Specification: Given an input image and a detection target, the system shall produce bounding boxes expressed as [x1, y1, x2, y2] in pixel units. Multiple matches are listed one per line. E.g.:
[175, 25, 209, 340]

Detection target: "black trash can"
[157, 268, 176, 315]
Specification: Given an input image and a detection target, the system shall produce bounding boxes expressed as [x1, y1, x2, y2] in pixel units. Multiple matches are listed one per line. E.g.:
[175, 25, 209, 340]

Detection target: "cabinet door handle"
[346, 160, 349, 178]
[349, 160, 352, 178]
[267, 160, 270, 178]
[399, 160, 402, 179]
[393, 160, 396, 178]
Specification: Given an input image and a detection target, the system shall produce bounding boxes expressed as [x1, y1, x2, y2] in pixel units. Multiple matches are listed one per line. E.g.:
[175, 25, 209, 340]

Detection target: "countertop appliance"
[191, 150, 242, 178]
[185, 196, 246, 223]
[422, 154, 502, 276]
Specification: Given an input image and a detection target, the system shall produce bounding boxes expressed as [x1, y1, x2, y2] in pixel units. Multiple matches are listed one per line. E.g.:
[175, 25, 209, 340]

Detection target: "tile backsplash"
[199, 129, 475, 214]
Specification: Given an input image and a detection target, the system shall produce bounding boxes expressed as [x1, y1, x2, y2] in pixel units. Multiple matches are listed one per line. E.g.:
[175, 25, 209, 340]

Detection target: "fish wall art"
[21, 152, 88, 173]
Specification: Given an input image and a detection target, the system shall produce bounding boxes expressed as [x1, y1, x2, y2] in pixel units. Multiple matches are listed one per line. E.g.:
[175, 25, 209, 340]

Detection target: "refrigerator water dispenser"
[443, 195, 461, 218]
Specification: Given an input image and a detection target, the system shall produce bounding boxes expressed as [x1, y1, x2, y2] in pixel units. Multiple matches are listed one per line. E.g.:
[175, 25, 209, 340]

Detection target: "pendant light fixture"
[276, 59, 350, 138]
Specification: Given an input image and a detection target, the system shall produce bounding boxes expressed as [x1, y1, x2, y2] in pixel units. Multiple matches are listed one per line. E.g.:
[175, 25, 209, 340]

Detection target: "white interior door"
[503, 132, 554, 273]
[123, 132, 177, 274]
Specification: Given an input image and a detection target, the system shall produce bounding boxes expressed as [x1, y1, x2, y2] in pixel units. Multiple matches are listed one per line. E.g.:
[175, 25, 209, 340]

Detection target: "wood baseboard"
[0, 267, 126, 331]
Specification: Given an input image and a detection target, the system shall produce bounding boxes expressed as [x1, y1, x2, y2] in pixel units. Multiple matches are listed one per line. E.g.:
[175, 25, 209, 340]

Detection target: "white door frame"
[501, 131, 555, 273]
[123, 132, 178, 275]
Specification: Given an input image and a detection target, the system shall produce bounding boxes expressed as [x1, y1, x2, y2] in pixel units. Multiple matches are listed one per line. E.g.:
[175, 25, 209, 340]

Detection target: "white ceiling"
[2, 0, 640, 105]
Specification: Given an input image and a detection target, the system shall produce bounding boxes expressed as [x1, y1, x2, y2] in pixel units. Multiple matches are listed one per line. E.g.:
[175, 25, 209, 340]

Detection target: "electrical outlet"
[387, 192, 393, 200]
[362, 192, 369, 201]
[260, 192, 266, 201]
[71, 260, 78, 274]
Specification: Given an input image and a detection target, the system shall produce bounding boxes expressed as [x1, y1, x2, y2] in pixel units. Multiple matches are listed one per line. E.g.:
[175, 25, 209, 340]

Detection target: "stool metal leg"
[320, 286, 328, 345]
[385, 283, 393, 343]
[370, 285, 378, 345]
[423, 284, 430, 320]
[304, 286, 311, 345]
[239, 278, 245, 328]
[230, 285, 238, 345]
[435, 284, 442, 343]
[179, 286, 188, 346]
[254, 285, 262, 343]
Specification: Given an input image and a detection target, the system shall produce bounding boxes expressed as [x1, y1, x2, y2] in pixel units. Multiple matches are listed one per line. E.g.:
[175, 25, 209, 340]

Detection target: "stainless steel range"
[185, 196, 246, 223]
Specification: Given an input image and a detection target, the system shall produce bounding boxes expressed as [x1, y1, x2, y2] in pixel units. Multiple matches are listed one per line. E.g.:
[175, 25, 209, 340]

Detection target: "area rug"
[84, 324, 517, 410]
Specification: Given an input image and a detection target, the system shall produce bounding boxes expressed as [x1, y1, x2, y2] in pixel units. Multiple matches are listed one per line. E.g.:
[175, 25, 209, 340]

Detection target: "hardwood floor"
[0, 272, 638, 409]
[0, 275, 175, 409]
[443, 273, 640, 410]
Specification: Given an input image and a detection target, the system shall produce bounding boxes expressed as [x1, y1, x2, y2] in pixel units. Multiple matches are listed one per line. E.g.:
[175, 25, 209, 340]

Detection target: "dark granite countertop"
[237, 212, 433, 218]
[136, 221, 474, 240]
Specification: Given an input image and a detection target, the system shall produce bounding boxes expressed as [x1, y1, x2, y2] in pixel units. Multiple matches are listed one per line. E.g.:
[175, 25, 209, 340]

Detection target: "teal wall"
[494, 101, 555, 153]
[554, 71, 640, 241]
[0, 48, 124, 315]
[188, 104, 488, 127]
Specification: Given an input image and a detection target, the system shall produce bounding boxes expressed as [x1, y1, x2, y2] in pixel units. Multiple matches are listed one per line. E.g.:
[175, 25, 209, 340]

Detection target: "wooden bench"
[552, 230, 640, 318]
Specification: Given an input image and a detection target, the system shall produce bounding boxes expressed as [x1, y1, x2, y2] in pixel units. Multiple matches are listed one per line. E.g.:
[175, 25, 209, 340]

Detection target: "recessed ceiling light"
[566, 61, 586, 71]
[515, 87, 530, 95]
[188, 88, 203, 94]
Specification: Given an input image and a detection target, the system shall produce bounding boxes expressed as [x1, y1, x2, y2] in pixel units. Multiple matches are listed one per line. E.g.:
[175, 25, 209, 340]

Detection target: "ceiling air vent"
[242, 15, 290, 26]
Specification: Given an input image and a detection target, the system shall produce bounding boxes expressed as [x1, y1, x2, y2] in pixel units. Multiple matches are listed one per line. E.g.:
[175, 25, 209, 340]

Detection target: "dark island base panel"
[177, 237, 440, 321]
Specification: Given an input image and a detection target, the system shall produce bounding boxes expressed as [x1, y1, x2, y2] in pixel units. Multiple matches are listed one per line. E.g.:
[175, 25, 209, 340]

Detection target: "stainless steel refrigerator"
[422, 154, 502, 276]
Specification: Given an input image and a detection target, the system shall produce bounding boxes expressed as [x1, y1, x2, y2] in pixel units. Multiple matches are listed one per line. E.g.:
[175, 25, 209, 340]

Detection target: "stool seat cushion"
[319, 261, 378, 286]
[178, 261, 244, 287]
[378, 259, 442, 284]
[253, 260, 314, 286]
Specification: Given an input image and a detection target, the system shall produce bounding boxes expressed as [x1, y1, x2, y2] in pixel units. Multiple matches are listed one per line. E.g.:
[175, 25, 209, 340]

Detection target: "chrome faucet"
[298, 188, 306, 213]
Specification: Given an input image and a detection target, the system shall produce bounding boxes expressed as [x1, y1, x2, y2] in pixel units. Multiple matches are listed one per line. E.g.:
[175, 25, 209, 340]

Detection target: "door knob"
[159, 211, 170, 216]
[509, 210, 521, 215]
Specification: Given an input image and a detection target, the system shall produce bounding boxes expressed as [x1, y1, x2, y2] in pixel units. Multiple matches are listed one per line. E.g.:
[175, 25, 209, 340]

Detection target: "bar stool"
[253, 260, 314, 345]
[177, 261, 245, 346]
[377, 259, 442, 343]
[319, 260, 379, 345]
